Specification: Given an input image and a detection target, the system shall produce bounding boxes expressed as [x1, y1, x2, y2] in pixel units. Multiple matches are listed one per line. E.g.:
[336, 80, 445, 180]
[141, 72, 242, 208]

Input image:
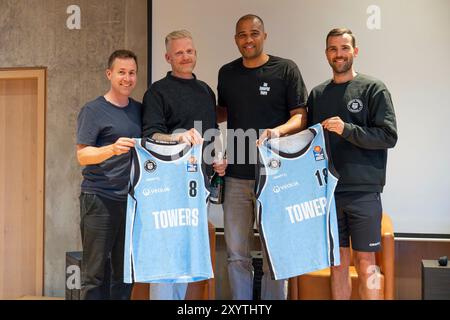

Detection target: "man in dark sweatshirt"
[307, 28, 397, 300]
[141, 30, 226, 299]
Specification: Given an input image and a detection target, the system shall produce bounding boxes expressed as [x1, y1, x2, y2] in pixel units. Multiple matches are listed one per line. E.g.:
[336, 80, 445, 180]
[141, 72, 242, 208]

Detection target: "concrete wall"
[0, 0, 147, 296]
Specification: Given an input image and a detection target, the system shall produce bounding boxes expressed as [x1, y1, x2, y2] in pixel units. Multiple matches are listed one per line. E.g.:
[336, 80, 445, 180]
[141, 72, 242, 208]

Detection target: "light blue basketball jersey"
[124, 139, 213, 283]
[256, 123, 340, 280]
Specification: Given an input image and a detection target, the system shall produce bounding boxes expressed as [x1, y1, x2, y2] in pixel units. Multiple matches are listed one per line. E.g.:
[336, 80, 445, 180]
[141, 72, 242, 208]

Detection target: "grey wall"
[0, 0, 147, 297]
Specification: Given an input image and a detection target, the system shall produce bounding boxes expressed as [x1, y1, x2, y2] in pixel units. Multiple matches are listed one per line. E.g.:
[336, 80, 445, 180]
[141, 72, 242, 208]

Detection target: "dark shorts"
[335, 191, 382, 252]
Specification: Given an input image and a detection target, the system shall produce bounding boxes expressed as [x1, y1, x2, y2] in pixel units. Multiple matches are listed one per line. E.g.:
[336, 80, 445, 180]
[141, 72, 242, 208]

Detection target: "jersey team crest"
[144, 160, 157, 172]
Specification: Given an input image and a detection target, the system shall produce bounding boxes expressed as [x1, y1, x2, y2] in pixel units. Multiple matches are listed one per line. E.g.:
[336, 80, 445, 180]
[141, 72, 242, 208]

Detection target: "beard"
[330, 57, 353, 74]
[174, 61, 196, 75]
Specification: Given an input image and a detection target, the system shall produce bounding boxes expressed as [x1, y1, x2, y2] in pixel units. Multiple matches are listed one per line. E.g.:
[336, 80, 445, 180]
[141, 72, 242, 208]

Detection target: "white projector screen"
[151, 0, 450, 236]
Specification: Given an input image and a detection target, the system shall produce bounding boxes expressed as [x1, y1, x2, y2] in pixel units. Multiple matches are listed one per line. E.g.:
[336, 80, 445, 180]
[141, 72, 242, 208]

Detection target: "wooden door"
[0, 68, 45, 299]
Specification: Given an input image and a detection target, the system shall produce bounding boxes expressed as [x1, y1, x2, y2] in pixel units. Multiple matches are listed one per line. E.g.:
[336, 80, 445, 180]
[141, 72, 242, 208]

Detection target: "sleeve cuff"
[341, 123, 353, 138]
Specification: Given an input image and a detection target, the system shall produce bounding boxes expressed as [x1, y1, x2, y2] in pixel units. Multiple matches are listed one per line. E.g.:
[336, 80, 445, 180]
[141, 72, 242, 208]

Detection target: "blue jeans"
[223, 177, 287, 300]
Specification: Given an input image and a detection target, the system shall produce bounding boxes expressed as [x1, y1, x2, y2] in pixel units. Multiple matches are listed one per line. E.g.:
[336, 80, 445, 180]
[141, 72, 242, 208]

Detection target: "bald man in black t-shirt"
[216, 14, 308, 300]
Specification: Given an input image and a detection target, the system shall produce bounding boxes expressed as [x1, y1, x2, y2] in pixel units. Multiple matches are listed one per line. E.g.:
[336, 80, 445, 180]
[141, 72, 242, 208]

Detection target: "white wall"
[152, 0, 450, 235]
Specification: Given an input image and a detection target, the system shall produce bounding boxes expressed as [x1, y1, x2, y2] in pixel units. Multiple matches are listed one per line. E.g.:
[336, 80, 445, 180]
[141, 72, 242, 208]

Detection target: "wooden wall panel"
[0, 69, 45, 299]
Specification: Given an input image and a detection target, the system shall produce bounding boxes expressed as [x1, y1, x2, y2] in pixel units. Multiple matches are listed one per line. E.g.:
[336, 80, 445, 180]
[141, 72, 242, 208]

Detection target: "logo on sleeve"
[347, 99, 364, 113]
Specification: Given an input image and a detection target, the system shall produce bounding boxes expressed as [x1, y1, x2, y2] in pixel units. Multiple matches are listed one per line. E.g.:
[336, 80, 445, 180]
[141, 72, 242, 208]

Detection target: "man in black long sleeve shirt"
[141, 30, 226, 299]
[307, 28, 397, 300]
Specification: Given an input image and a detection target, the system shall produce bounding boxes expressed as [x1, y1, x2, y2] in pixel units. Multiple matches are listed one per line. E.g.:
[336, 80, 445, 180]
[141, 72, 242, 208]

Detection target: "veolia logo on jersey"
[273, 181, 300, 194]
[142, 187, 170, 197]
[347, 98, 364, 113]
[144, 160, 157, 172]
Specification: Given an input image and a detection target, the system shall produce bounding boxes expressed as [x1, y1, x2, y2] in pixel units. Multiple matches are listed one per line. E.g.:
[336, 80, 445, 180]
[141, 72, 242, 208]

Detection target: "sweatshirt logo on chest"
[347, 98, 364, 113]
[259, 82, 271, 96]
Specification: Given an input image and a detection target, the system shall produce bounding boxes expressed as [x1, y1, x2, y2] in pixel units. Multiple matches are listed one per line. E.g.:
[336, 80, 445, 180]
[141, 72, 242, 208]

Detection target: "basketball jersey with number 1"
[256, 123, 340, 280]
[124, 138, 213, 283]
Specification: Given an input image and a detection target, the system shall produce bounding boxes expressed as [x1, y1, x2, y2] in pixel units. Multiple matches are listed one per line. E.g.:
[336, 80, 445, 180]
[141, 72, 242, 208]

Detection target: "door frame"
[0, 67, 46, 296]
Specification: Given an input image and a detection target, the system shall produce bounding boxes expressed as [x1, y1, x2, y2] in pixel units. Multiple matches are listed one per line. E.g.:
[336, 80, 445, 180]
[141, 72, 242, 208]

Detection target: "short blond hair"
[165, 30, 193, 50]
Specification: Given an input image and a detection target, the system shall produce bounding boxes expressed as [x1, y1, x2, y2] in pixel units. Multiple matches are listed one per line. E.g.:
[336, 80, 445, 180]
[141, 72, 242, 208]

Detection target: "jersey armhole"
[128, 147, 140, 197]
[254, 147, 267, 199]
[323, 130, 340, 180]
